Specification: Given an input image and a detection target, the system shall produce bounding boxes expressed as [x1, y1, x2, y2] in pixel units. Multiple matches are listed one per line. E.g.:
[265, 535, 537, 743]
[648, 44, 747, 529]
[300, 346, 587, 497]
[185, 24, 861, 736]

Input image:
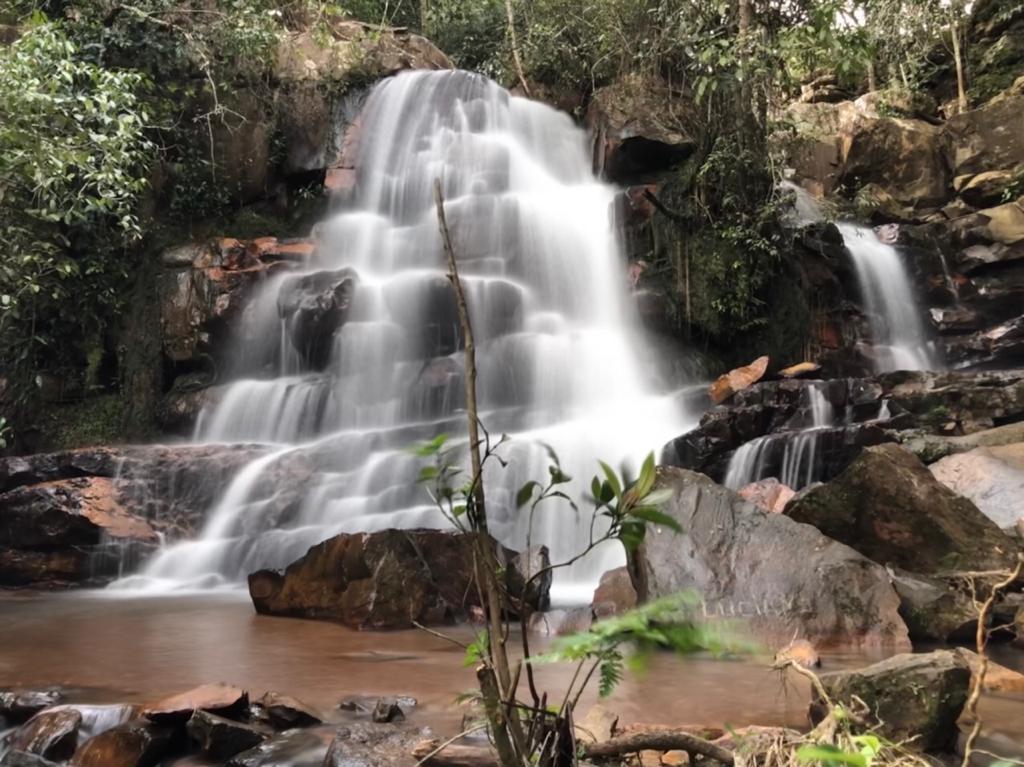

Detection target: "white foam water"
[723, 382, 835, 491]
[113, 71, 692, 602]
[836, 222, 937, 372]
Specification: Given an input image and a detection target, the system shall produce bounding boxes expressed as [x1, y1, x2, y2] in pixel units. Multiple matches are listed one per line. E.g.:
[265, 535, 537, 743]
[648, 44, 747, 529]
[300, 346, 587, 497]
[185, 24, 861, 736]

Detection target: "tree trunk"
[420, 0, 429, 36]
[950, 13, 968, 114]
[505, 0, 531, 96]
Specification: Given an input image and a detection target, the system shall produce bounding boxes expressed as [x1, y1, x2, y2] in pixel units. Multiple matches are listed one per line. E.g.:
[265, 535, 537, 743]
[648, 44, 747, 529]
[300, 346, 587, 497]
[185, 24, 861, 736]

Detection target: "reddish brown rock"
[592, 567, 637, 619]
[144, 683, 248, 725]
[738, 478, 795, 514]
[773, 639, 821, 669]
[248, 530, 549, 630]
[709, 356, 769, 404]
[70, 720, 170, 767]
[0, 477, 158, 587]
[779, 362, 821, 379]
[953, 648, 1024, 693]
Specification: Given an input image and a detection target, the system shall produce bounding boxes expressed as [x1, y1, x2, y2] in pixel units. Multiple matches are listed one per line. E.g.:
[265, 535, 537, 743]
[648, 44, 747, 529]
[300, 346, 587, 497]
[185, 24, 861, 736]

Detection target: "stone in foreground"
[629, 467, 909, 647]
[787, 444, 1017, 575]
[248, 529, 549, 630]
[187, 710, 267, 759]
[814, 651, 970, 751]
[144, 683, 249, 725]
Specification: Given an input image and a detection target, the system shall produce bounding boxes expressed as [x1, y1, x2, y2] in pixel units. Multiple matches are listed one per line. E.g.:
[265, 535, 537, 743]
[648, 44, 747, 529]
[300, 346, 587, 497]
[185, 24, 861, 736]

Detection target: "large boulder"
[628, 467, 909, 648]
[0, 445, 278, 588]
[944, 95, 1024, 179]
[0, 477, 158, 587]
[787, 444, 1018, 575]
[587, 74, 697, 184]
[839, 114, 950, 216]
[248, 530, 550, 629]
[930, 442, 1024, 530]
[815, 651, 970, 751]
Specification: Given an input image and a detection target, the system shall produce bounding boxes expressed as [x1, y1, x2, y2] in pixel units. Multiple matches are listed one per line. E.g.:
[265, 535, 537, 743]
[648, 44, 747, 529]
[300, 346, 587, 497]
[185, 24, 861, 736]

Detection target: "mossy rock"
[817, 651, 970, 751]
[788, 443, 1017, 575]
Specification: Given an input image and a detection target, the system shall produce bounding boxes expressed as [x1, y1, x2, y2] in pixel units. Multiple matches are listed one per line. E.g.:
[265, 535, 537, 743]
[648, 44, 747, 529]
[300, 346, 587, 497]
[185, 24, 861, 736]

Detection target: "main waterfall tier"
[114, 71, 691, 602]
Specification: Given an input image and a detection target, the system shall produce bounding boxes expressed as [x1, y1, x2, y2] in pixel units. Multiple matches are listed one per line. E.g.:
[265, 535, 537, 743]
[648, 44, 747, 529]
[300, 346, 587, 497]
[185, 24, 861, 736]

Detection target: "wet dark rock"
[277, 268, 358, 369]
[814, 651, 970, 751]
[592, 566, 637, 619]
[144, 683, 249, 725]
[227, 726, 335, 767]
[506, 545, 552, 612]
[322, 722, 432, 767]
[69, 719, 171, 767]
[662, 370, 1024, 483]
[0, 752, 59, 767]
[8, 707, 82, 761]
[255, 691, 322, 730]
[187, 710, 267, 759]
[787, 444, 1017, 575]
[630, 467, 909, 647]
[0, 689, 64, 724]
[370, 700, 404, 724]
[337, 696, 416, 716]
[890, 570, 977, 642]
[248, 529, 549, 629]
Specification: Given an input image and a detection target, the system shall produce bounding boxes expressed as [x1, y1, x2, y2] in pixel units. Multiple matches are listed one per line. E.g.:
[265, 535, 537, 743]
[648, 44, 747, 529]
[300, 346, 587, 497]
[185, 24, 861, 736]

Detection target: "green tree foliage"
[0, 20, 152, 400]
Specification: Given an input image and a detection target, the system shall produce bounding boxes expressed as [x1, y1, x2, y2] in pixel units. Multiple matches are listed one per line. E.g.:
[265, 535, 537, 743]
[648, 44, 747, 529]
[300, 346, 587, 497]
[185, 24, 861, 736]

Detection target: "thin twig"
[961, 553, 1024, 767]
[414, 724, 490, 767]
[412, 621, 472, 651]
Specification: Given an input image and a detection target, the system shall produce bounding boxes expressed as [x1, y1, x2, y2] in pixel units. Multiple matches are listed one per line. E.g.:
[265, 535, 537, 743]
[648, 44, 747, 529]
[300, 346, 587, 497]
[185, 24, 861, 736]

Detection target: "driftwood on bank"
[413, 738, 499, 766]
[582, 729, 735, 764]
[412, 726, 736, 766]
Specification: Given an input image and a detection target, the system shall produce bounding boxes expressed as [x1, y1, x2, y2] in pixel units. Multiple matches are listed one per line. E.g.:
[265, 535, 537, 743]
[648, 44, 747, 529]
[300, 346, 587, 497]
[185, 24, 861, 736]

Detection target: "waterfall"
[724, 383, 835, 491]
[836, 222, 937, 372]
[113, 71, 690, 602]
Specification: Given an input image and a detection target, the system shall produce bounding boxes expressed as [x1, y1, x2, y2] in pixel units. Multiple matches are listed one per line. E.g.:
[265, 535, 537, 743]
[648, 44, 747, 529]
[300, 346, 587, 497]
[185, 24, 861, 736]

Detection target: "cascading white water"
[836, 222, 937, 372]
[723, 383, 834, 491]
[114, 71, 691, 602]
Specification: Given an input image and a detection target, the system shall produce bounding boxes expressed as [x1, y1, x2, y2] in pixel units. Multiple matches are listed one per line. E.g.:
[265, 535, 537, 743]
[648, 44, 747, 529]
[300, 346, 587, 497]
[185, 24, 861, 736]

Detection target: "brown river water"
[2, 591, 1022, 750]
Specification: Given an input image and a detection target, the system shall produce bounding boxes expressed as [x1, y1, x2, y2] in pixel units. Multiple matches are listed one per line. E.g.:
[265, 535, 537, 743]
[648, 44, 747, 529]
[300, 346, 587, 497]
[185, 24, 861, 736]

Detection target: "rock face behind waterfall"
[628, 467, 909, 648]
[787, 443, 1017, 575]
[0, 445, 274, 587]
[248, 530, 551, 629]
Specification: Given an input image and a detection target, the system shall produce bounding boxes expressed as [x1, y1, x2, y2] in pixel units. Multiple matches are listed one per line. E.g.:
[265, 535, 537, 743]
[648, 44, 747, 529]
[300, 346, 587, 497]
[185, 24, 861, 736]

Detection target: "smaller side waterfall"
[836, 223, 937, 372]
[724, 383, 835, 491]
